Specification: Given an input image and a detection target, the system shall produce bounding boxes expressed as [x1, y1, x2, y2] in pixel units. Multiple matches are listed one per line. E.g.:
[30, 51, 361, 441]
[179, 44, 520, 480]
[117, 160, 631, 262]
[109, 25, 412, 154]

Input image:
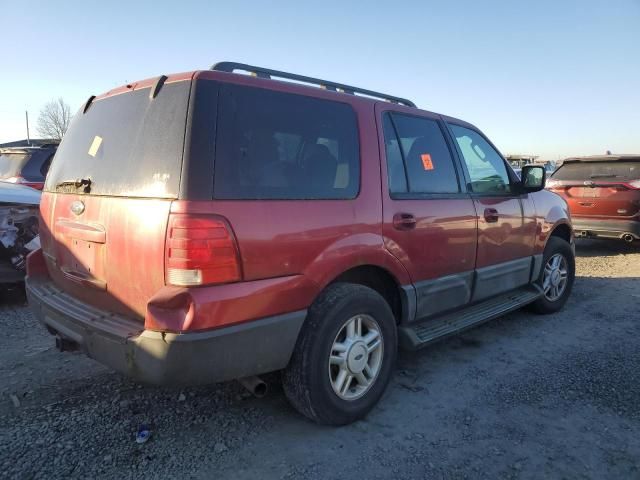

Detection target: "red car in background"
[547, 155, 640, 243]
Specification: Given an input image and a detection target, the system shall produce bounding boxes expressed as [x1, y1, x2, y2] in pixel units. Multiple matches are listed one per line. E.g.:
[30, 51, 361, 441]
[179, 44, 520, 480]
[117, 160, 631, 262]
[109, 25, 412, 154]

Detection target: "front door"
[447, 123, 535, 301]
[377, 107, 478, 321]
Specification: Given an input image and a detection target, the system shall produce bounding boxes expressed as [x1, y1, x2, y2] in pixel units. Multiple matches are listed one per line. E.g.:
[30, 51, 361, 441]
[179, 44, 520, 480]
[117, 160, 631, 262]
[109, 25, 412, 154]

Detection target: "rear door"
[549, 161, 640, 219]
[39, 78, 191, 319]
[446, 123, 536, 301]
[378, 107, 477, 320]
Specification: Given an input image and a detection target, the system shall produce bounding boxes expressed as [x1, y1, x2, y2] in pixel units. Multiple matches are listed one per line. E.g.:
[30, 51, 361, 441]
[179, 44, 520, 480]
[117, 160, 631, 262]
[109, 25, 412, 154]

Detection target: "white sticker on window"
[88, 136, 102, 157]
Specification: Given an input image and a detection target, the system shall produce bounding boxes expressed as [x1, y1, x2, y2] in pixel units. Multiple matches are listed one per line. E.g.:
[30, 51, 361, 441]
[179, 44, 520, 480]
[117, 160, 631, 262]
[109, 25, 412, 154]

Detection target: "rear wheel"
[530, 236, 575, 314]
[282, 283, 397, 425]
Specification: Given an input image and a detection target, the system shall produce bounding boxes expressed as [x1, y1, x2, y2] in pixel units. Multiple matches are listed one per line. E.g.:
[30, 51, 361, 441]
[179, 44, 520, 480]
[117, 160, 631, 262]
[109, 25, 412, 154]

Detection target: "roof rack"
[211, 62, 416, 108]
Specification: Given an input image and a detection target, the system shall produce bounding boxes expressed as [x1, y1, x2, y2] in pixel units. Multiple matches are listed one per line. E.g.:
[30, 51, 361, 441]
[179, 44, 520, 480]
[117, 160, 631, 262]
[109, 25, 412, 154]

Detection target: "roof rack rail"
[211, 62, 416, 108]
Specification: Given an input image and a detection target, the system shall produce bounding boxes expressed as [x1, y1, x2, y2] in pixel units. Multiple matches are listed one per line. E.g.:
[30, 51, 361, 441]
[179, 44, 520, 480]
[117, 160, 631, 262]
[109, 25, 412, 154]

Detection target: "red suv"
[547, 155, 640, 243]
[26, 63, 575, 425]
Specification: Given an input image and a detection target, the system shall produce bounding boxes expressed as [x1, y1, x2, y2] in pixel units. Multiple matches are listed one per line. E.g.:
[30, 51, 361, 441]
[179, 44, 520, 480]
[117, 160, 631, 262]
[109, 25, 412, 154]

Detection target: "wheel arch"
[549, 222, 572, 244]
[327, 265, 410, 324]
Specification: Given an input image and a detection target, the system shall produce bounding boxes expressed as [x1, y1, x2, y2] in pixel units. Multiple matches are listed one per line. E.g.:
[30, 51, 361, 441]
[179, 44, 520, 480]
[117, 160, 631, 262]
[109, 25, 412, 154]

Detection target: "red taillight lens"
[165, 214, 241, 287]
[545, 179, 560, 190]
[3, 176, 44, 190]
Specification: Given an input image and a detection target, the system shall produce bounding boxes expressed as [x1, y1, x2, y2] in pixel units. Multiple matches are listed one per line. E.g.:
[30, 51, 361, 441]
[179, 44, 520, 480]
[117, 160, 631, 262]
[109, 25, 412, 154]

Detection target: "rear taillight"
[545, 179, 560, 189]
[165, 214, 241, 287]
[3, 176, 44, 190]
[628, 180, 640, 189]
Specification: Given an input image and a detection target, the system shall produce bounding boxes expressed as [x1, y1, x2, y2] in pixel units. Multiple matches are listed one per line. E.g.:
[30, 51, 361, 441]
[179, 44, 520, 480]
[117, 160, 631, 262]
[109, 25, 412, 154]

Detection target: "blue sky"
[1, 0, 639, 159]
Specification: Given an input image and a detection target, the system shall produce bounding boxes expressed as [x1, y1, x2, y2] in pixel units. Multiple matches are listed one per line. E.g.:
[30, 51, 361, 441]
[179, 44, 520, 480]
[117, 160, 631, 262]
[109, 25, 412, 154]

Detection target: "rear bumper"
[572, 218, 640, 240]
[26, 277, 306, 385]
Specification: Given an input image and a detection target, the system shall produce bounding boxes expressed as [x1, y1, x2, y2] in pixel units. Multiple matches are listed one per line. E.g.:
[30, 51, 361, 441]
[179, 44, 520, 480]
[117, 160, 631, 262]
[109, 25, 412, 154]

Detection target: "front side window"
[382, 113, 459, 194]
[449, 124, 512, 194]
[214, 85, 359, 200]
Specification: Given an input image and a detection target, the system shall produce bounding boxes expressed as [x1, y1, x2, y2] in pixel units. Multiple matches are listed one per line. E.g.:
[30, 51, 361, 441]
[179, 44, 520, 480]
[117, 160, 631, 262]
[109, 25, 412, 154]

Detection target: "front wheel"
[529, 236, 575, 314]
[282, 283, 397, 425]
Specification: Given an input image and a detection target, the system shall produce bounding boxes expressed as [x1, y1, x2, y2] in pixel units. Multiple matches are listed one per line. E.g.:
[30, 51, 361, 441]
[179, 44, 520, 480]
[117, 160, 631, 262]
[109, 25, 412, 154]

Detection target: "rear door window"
[214, 84, 359, 200]
[45, 81, 190, 198]
[552, 161, 640, 181]
[382, 112, 459, 194]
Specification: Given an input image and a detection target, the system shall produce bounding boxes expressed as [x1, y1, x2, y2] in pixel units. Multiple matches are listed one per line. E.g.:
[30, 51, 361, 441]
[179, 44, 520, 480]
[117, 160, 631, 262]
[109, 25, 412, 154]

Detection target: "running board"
[398, 286, 542, 350]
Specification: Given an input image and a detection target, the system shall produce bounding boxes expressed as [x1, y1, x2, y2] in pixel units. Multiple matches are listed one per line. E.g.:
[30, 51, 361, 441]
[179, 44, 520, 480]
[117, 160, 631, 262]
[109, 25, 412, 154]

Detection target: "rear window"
[552, 161, 640, 181]
[45, 81, 190, 197]
[213, 84, 360, 200]
[0, 152, 31, 178]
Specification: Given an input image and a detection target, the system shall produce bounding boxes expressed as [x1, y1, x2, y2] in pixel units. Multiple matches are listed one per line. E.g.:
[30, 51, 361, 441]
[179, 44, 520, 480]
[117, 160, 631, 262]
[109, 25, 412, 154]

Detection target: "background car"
[0, 182, 40, 283]
[0, 144, 57, 190]
[547, 154, 640, 243]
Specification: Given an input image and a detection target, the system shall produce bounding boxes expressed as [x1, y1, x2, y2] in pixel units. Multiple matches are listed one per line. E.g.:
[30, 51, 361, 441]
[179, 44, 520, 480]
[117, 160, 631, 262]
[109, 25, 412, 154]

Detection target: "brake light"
[545, 179, 560, 189]
[629, 179, 640, 189]
[165, 214, 241, 287]
[3, 176, 44, 190]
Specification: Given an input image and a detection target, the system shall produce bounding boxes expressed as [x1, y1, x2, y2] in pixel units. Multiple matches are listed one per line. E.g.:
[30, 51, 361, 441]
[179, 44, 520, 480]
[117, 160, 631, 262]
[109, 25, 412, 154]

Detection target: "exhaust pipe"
[238, 376, 267, 398]
[55, 335, 79, 352]
[622, 234, 634, 244]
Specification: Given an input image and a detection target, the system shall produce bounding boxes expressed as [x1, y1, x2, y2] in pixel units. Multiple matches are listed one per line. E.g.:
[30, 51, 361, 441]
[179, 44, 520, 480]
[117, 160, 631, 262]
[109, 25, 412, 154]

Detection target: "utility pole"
[25, 111, 31, 146]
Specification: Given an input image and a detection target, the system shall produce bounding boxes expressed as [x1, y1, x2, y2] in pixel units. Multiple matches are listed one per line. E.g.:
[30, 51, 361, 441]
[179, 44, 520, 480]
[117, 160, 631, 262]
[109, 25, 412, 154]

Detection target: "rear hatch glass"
[45, 81, 190, 198]
[552, 161, 640, 182]
[0, 152, 31, 179]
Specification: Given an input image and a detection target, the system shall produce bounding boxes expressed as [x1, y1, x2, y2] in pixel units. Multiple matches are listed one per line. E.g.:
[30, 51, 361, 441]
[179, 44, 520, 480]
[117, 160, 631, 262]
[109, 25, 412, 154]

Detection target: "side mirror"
[520, 165, 546, 192]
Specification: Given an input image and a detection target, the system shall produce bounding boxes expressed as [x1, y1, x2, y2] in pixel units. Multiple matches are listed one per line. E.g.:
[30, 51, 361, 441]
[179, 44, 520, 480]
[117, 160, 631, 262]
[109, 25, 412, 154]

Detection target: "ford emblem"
[70, 201, 85, 215]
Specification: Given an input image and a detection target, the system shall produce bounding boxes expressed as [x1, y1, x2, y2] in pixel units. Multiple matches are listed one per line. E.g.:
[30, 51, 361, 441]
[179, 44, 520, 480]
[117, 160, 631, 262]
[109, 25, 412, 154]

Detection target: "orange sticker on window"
[421, 153, 434, 171]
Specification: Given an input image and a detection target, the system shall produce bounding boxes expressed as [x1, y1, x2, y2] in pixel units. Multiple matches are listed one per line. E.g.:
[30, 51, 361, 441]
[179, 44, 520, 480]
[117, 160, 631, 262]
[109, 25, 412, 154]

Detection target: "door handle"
[483, 208, 499, 223]
[393, 213, 417, 230]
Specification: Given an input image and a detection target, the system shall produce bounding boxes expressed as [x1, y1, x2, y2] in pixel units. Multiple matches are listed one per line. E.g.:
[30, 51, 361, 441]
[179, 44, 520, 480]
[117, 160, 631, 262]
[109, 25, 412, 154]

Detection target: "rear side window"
[40, 153, 54, 176]
[382, 112, 459, 194]
[214, 85, 359, 200]
[45, 82, 190, 198]
[552, 161, 640, 181]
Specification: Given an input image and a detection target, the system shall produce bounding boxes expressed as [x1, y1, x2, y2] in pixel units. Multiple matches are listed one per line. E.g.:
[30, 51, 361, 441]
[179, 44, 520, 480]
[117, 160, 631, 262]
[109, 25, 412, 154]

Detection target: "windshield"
[44, 80, 190, 197]
[0, 152, 31, 178]
[552, 161, 640, 181]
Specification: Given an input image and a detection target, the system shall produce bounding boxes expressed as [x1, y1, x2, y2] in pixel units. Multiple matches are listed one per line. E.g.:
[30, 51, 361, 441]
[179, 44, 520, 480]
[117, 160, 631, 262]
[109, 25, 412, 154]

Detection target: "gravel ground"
[1, 239, 639, 479]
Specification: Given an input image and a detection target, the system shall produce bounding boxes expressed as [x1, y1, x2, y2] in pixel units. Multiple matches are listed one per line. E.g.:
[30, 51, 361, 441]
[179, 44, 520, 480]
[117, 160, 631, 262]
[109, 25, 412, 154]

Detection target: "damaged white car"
[0, 182, 40, 283]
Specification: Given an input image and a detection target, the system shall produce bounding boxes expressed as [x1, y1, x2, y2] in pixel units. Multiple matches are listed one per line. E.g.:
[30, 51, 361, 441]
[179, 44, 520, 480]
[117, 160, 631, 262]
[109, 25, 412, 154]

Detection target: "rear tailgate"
[39, 75, 192, 320]
[39, 193, 172, 319]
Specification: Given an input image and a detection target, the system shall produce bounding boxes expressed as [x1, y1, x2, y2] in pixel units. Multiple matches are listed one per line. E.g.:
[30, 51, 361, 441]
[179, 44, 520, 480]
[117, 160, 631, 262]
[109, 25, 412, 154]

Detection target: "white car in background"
[0, 182, 40, 283]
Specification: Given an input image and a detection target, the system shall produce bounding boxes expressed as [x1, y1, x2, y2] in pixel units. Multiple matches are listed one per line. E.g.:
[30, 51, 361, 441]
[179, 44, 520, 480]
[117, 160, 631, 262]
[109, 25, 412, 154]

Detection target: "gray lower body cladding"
[572, 218, 640, 240]
[26, 277, 306, 385]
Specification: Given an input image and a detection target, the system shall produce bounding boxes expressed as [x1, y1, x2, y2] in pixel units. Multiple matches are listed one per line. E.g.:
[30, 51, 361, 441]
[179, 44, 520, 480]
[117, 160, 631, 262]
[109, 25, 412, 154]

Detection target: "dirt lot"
[1, 239, 639, 479]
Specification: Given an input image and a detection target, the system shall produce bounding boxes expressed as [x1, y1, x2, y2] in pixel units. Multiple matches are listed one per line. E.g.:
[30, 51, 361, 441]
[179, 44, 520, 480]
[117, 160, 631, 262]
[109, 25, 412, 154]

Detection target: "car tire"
[282, 282, 397, 425]
[529, 236, 575, 314]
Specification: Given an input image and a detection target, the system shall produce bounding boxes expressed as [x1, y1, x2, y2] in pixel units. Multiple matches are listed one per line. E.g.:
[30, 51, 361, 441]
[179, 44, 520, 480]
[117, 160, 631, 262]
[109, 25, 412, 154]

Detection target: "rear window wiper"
[589, 174, 621, 178]
[54, 178, 92, 194]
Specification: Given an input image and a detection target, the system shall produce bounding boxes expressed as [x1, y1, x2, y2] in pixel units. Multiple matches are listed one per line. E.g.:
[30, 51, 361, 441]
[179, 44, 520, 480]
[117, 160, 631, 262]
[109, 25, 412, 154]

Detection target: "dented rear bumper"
[25, 274, 306, 385]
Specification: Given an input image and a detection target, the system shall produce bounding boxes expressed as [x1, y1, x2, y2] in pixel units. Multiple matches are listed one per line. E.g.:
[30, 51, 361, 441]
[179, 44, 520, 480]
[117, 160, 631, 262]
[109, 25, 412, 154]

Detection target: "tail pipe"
[622, 234, 635, 244]
[238, 376, 268, 398]
[55, 335, 79, 352]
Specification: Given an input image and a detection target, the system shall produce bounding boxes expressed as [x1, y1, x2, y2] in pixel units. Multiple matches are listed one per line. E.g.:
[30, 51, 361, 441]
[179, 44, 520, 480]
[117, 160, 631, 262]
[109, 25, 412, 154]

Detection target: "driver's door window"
[449, 124, 512, 194]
